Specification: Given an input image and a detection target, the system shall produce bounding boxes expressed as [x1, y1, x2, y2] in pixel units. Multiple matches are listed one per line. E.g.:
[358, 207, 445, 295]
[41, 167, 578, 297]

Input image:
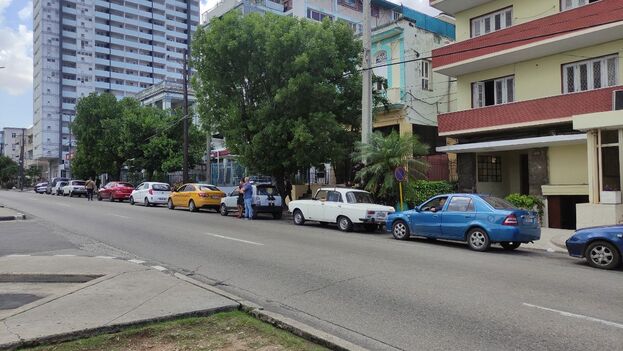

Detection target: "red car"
[97, 182, 134, 202]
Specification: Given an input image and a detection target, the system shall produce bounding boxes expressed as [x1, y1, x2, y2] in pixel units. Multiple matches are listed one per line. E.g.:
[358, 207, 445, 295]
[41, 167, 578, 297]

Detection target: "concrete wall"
[454, 0, 559, 42]
[476, 151, 521, 197]
[457, 153, 476, 193]
[577, 203, 623, 228]
[455, 40, 623, 111]
[548, 144, 588, 186]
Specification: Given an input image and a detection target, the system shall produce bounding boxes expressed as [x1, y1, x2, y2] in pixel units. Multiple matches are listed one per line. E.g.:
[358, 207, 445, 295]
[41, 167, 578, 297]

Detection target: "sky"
[0, 0, 439, 130]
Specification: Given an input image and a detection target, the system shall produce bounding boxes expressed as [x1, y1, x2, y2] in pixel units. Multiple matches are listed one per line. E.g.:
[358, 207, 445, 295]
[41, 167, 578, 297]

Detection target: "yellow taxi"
[167, 183, 226, 212]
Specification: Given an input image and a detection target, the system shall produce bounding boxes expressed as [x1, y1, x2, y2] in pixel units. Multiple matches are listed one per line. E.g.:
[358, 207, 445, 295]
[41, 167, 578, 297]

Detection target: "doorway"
[547, 195, 589, 229]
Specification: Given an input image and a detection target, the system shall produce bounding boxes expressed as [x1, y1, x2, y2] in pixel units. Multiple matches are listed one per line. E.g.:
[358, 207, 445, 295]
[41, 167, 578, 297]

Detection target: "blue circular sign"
[394, 166, 406, 182]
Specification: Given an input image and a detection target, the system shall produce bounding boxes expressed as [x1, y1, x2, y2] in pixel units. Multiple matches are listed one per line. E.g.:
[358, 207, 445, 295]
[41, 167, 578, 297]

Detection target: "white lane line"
[205, 232, 264, 246]
[54, 254, 76, 257]
[110, 214, 130, 219]
[6, 254, 31, 257]
[151, 265, 167, 271]
[95, 256, 116, 259]
[128, 259, 145, 264]
[523, 303, 623, 329]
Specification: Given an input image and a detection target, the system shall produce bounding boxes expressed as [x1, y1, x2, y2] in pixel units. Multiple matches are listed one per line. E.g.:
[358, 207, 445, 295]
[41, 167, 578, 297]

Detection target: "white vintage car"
[288, 187, 395, 232]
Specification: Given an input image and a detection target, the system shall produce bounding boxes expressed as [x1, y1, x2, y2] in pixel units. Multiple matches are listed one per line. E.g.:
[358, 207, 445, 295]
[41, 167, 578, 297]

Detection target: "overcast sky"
[0, 0, 440, 130]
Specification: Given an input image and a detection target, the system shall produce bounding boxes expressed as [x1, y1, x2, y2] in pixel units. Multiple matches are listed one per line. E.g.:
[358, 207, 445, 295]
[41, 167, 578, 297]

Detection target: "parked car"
[220, 183, 283, 219]
[386, 194, 541, 252]
[566, 225, 623, 270]
[97, 182, 134, 202]
[62, 180, 87, 197]
[34, 182, 48, 194]
[288, 187, 395, 232]
[46, 177, 68, 194]
[167, 183, 225, 212]
[130, 182, 171, 206]
[53, 181, 69, 195]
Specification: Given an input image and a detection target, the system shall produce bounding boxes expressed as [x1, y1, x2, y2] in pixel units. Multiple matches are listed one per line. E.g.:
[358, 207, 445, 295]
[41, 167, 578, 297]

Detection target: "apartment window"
[478, 156, 502, 182]
[421, 60, 432, 91]
[306, 8, 333, 22]
[561, 0, 600, 11]
[392, 10, 401, 21]
[373, 50, 387, 91]
[471, 7, 512, 38]
[563, 55, 618, 94]
[472, 76, 514, 107]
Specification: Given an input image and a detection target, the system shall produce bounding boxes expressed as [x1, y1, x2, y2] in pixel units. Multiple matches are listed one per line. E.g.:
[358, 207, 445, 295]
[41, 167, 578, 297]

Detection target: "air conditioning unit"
[614, 90, 623, 111]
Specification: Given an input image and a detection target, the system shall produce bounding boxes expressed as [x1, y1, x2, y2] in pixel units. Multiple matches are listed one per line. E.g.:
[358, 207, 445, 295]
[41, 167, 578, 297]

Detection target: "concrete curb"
[173, 273, 367, 351]
[0, 214, 25, 221]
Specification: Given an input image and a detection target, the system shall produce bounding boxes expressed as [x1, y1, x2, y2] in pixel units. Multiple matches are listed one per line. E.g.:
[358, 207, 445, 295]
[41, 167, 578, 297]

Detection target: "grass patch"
[22, 311, 328, 351]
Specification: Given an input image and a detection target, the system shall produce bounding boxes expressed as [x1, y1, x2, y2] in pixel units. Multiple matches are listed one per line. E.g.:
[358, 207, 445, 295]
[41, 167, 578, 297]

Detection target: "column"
[586, 130, 599, 204]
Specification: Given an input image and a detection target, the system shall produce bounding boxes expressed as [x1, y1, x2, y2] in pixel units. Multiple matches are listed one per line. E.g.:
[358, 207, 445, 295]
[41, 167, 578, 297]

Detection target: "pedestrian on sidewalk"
[237, 179, 245, 218]
[284, 179, 293, 203]
[241, 177, 254, 220]
[85, 177, 96, 201]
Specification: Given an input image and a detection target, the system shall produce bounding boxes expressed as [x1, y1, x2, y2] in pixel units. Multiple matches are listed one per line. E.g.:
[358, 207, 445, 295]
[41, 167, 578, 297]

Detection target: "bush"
[404, 180, 455, 208]
[505, 193, 544, 219]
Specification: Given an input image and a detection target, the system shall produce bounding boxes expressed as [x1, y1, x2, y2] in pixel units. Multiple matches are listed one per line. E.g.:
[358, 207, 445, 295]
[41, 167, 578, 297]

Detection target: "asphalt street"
[0, 190, 621, 351]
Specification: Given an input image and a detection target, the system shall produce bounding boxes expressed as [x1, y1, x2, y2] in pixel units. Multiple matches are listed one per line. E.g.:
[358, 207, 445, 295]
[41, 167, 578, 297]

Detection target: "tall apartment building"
[430, 0, 623, 229]
[33, 0, 200, 178]
[1, 128, 25, 163]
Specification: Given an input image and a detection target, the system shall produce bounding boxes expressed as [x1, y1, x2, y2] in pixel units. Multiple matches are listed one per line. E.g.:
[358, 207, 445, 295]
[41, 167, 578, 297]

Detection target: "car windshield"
[346, 191, 374, 204]
[199, 185, 220, 192]
[72, 181, 85, 186]
[118, 182, 133, 188]
[257, 185, 276, 196]
[482, 196, 516, 210]
[152, 184, 171, 191]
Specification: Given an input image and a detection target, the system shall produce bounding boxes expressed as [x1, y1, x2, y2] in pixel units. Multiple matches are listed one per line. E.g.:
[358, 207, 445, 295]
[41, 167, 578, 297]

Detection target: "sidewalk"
[0, 256, 239, 349]
[0, 207, 25, 221]
[523, 227, 573, 253]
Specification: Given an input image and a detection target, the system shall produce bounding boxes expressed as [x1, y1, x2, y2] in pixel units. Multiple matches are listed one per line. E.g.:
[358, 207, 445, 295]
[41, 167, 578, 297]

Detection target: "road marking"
[205, 233, 264, 246]
[6, 254, 31, 257]
[54, 254, 76, 257]
[110, 214, 130, 219]
[151, 265, 167, 271]
[128, 259, 145, 264]
[95, 256, 115, 259]
[523, 303, 623, 329]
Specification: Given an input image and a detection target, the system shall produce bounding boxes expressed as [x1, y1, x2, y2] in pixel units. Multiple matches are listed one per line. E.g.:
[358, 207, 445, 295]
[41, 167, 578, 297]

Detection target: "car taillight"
[198, 192, 208, 197]
[148, 189, 153, 195]
[366, 210, 375, 217]
[503, 214, 518, 226]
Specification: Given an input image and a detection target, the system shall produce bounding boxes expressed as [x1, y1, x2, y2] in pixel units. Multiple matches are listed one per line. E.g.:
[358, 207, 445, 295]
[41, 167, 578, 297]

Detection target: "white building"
[1, 128, 25, 163]
[33, 0, 200, 177]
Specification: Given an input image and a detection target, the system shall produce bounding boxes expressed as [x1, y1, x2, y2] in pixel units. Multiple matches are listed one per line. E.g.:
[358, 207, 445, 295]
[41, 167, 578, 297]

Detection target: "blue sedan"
[566, 225, 623, 270]
[386, 194, 541, 251]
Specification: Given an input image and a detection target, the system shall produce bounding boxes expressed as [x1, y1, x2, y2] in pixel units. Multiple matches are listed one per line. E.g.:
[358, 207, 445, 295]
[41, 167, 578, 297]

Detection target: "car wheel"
[130, 196, 135, 205]
[467, 228, 491, 252]
[144, 197, 150, 207]
[392, 220, 410, 240]
[167, 199, 175, 210]
[189, 200, 198, 212]
[220, 204, 228, 216]
[585, 241, 621, 270]
[337, 216, 353, 232]
[501, 242, 521, 250]
[293, 209, 305, 225]
[272, 211, 282, 220]
[364, 223, 378, 232]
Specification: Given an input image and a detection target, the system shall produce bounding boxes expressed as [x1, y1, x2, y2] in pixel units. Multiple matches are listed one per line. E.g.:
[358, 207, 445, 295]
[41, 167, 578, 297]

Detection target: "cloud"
[0, 24, 33, 95]
[18, 1, 32, 21]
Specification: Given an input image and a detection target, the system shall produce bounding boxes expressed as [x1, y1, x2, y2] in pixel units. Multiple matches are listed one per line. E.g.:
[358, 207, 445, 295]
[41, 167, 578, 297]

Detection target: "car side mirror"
[415, 206, 421, 212]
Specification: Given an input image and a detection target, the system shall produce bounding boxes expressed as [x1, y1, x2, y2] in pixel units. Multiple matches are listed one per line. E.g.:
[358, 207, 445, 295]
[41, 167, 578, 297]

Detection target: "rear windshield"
[118, 182, 134, 188]
[72, 181, 85, 186]
[482, 196, 516, 210]
[346, 191, 374, 204]
[257, 185, 277, 196]
[152, 184, 171, 191]
[199, 185, 220, 191]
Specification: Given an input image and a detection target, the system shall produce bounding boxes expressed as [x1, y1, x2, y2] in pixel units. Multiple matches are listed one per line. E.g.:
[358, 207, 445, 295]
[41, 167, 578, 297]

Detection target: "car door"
[411, 196, 447, 237]
[322, 191, 344, 222]
[173, 185, 187, 207]
[101, 182, 113, 199]
[226, 189, 239, 209]
[308, 190, 328, 221]
[440, 196, 476, 240]
[135, 183, 145, 203]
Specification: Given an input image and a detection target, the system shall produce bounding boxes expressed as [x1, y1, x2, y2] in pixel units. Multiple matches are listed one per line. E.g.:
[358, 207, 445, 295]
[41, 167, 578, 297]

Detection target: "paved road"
[1, 190, 622, 350]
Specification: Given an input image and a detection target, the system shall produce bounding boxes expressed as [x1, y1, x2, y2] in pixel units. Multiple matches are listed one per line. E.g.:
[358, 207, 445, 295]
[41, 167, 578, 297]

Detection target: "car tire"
[337, 216, 353, 232]
[130, 196, 135, 205]
[69, 191, 74, 197]
[167, 199, 175, 210]
[189, 200, 198, 212]
[220, 204, 228, 216]
[145, 197, 151, 207]
[501, 242, 521, 250]
[293, 209, 305, 226]
[467, 228, 491, 252]
[392, 220, 410, 240]
[273, 211, 282, 220]
[585, 241, 621, 270]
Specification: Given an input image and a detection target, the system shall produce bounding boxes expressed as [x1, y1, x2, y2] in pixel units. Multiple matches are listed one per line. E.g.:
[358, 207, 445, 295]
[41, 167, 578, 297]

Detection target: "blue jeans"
[244, 198, 253, 219]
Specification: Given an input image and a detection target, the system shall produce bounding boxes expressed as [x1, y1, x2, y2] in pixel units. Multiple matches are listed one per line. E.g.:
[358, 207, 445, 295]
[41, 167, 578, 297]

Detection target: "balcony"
[433, 0, 623, 76]
[438, 86, 623, 136]
[429, 0, 491, 16]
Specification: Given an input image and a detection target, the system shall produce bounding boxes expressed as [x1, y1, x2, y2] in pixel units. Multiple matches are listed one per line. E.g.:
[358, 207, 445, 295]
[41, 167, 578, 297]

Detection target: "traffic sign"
[394, 166, 406, 182]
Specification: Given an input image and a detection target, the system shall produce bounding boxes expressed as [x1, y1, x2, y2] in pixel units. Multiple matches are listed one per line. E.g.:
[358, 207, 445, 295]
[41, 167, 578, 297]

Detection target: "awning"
[436, 134, 587, 154]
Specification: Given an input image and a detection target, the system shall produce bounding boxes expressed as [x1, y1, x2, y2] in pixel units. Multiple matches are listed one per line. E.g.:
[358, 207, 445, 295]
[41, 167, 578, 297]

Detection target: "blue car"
[386, 194, 541, 252]
[566, 225, 623, 270]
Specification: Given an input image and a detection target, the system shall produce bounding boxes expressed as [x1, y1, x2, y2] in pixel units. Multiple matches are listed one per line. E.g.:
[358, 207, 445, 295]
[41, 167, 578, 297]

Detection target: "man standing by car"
[284, 179, 293, 204]
[241, 177, 253, 220]
[85, 177, 96, 201]
[237, 179, 245, 218]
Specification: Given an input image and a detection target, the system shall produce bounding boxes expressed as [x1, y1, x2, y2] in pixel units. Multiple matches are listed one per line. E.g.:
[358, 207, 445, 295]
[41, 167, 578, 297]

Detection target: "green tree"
[0, 156, 18, 188]
[353, 131, 429, 204]
[26, 165, 42, 185]
[192, 12, 362, 192]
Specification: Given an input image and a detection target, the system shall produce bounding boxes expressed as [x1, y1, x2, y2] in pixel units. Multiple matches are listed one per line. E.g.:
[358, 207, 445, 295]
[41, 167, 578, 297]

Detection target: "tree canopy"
[0, 156, 18, 188]
[191, 13, 363, 187]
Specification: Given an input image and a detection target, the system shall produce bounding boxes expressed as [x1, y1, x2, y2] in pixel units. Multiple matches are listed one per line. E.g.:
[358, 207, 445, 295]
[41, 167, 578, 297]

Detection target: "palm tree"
[353, 131, 429, 204]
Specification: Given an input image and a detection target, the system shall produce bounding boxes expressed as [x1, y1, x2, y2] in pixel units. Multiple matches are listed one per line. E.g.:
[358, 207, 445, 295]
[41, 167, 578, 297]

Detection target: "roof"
[371, 0, 455, 40]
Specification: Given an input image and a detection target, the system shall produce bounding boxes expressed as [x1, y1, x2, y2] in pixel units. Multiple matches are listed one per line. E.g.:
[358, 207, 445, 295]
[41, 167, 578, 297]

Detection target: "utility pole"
[361, 0, 373, 148]
[182, 51, 190, 183]
[206, 132, 212, 183]
[19, 128, 25, 191]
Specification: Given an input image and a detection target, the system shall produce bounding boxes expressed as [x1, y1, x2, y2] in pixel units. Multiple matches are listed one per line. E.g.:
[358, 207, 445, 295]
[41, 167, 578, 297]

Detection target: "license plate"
[211, 195, 221, 199]
[158, 198, 166, 201]
[523, 216, 535, 224]
[376, 212, 387, 220]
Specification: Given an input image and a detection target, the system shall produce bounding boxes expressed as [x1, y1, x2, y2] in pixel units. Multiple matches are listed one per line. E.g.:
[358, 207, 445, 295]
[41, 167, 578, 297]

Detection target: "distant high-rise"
[33, 0, 200, 178]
